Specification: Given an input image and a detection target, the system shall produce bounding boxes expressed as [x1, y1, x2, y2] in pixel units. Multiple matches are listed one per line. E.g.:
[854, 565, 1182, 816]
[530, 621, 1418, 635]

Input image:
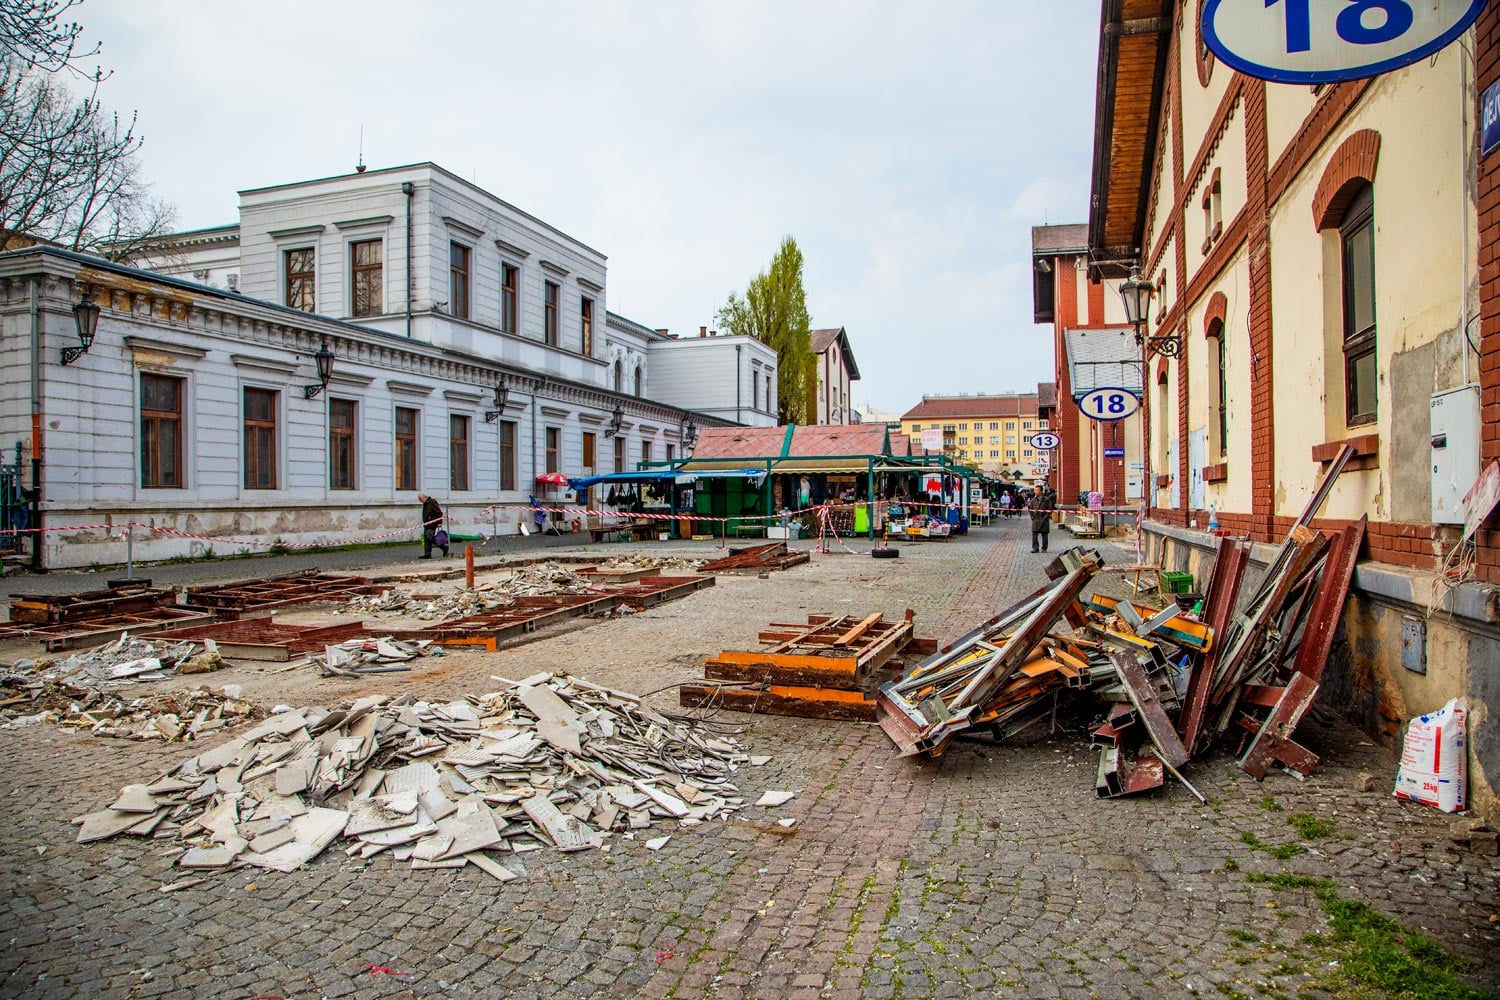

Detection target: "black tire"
[871, 548, 900, 559]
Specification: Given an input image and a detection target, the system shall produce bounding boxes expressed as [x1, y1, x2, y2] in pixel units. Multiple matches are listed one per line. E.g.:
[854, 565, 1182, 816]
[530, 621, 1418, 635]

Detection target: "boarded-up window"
[243, 388, 277, 489]
[140, 373, 182, 488]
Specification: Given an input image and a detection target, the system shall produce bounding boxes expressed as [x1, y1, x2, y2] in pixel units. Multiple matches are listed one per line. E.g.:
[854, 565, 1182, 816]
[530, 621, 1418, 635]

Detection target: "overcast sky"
[82, 1, 1100, 415]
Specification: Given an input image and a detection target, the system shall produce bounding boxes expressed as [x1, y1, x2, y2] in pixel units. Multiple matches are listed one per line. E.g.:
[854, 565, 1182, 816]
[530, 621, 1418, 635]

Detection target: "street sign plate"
[1077, 387, 1141, 423]
[1104, 447, 1126, 459]
[1484, 78, 1500, 158]
[1202, 0, 1484, 86]
[1029, 432, 1061, 451]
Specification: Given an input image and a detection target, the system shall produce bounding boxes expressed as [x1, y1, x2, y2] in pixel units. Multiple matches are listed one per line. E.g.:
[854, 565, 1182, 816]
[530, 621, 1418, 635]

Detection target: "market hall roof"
[1087, 0, 1175, 277]
[899, 394, 1040, 421]
[689, 424, 892, 462]
[809, 327, 861, 380]
[1063, 327, 1145, 399]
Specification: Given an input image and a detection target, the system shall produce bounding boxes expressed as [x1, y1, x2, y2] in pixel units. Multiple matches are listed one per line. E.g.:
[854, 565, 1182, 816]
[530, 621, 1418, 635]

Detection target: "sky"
[80, 1, 1101, 416]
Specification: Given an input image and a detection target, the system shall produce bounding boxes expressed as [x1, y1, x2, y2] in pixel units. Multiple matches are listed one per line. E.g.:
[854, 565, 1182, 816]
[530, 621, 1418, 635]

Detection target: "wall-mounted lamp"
[1120, 264, 1180, 358]
[679, 416, 699, 451]
[483, 380, 510, 422]
[61, 291, 101, 366]
[604, 404, 624, 438]
[303, 339, 335, 399]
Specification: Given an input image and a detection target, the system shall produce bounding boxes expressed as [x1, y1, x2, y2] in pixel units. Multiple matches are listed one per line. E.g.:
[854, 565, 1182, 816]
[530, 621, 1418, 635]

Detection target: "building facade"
[637, 325, 778, 428]
[898, 393, 1048, 480]
[810, 327, 859, 424]
[1086, 1, 1498, 816]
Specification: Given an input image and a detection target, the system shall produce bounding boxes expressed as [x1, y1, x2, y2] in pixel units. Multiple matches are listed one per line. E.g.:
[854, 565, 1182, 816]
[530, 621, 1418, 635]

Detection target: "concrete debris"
[1, 678, 259, 741]
[75, 672, 765, 882]
[1, 634, 204, 688]
[316, 637, 432, 677]
[342, 564, 598, 622]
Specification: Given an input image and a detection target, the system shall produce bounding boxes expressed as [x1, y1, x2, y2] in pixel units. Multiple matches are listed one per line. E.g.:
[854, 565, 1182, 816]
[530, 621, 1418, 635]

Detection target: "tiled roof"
[809, 327, 861, 379]
[1031, 224, 1089, 255]
[810, 328, 842, 352]
[1037, 381, 1058, 408]
[689, 424, 890, 461]
[787, 424, 887, 457]
[688, 427, 791, 461]
[899, 394, 1039, 421]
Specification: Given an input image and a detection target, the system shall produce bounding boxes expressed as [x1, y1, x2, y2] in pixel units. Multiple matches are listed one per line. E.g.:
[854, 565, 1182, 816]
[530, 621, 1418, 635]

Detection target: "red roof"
[690, 424, 891, 461]
[900, 394, 1039, 421]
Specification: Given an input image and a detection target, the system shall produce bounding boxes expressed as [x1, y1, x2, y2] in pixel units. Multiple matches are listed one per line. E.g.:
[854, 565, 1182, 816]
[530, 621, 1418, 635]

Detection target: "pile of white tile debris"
[74, 672, 791, 883]
[597, 556, 706, 575]
[3, 681, 256, 740]
[342, 565, 598, 622]
[5, 635, 217, 687]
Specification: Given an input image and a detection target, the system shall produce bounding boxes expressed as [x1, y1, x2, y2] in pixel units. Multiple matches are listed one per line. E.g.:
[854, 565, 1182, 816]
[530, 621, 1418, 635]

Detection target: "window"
[989, 421, 999, 430]
[614, 360, 623, 392]
[1207, 321, 1228, 457]
[1024, 449, 1034, 458]
[330, 399, 356, 490]
[666, 443, 676, 462]
[765, 374, 771, 411]
[1201, 171, 1223, 253]
[544, 281, 559, 346]
[450, 414, 470, 491]
[990, 450, 1000, 459]
[641, 440, 652, 465]
[582, 431, 596, 474]
[912, 424, 921, 432]
[959, 422, 968, 431]
[350, 240, 382, 318]
[958, 437, 968, 445]
[1340, 184, 1376, 425]
[284, 249, 315, 311]
[1022, 421, 1032, 430]
[499, 420, 517, 491]
[243, 388, 278, 489]
[581, 297, 594, 356]
[989, 436, 999, 445]
[395, 407, 418, 491]
[634, 366, 643, 397]
[1006, 450, 1016, 459]
[752, 372, 760, 410]
[501, 264, 519, 333]
[449, 242, 471, 319]
[545, 427, 560, 473]
[613, 437, 626, 474]
[140, 373, 183, 488]
[1039, 420, 1049, 429]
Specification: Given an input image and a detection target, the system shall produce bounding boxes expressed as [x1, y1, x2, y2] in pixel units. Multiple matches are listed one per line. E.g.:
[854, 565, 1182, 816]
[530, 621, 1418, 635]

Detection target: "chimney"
[656, 328, 669, 337]
[710, 329, 717, 337]
[699, 326, 707, 338]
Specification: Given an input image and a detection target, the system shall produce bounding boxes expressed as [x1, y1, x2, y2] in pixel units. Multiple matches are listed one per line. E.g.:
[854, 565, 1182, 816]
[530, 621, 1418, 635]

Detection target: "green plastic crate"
[1161, 570, 1194, 594]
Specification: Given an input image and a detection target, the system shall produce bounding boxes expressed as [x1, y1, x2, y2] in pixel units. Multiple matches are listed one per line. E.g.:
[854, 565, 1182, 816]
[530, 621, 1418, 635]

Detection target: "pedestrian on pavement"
[418, 493, 448, 558]
[1028, 482, 1056, 553]
[999, 492, 1011, 517]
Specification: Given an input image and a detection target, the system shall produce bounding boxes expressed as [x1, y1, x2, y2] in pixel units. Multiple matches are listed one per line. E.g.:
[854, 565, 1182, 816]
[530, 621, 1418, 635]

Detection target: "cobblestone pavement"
[1, 521, 1497, 999]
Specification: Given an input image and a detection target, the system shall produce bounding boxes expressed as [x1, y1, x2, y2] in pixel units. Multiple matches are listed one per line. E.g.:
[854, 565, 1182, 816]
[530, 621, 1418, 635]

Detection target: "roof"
[690, 424, 891, 462]
[809, 327, 861, 380]
[1030, 224, 1089, 256]
[900, 394, 1039, 421]
[1063, 327, 1144, 398]
[1037, 382, 1059, 409]
[1088, 1, 1175, 276]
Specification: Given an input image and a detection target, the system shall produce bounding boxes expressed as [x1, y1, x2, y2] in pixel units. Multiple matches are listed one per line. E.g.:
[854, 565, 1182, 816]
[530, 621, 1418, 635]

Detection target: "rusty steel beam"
[1179, 538, 1250, 752]
[678, 681, 876, 722]
[1289, 517, 1366, 683]
[1109, 649, 1189, 769]
[1238, 670, 1322, 779]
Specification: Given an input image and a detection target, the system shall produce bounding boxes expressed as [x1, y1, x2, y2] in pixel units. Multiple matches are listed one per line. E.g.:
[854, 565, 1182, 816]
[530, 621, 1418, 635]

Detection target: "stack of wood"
[679, 612, 936, 721]
[698, 541, 811, 575]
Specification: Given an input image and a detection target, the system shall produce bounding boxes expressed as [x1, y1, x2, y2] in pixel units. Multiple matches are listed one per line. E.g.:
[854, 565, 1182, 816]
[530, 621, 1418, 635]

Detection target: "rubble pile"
[342, 587, 503, 622]
[2, 680, 257, 741]
[2, 634, 214, 687]
[597, 556, 706, 575]
[316, 637, 436, 677]
[74, 673, 775, 882]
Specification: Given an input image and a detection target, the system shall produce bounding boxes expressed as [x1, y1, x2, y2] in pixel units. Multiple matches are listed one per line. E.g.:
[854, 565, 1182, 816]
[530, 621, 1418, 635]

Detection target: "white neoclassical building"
[0, 162, 775, 568]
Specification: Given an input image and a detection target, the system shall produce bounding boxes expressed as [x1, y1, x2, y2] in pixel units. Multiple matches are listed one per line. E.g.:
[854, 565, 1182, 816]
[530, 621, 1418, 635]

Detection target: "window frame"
[140, 372, 184, 489]
[242, 386, 279, 490]
[499, 420, 517, 491]
[1339, 184, 1377, 427]
[329, 397, 358, 490]
[613, 436, 626, 474]
[449, 413, 470, 492]
[545, 427, 561, 473]
[449, 241, 472, 319]
[500, 263, 519, 333]
[582, 431, 597, 475]
[395, 406, 420, 491]
[349, 239, 383, 318]
[283, 247, 316, 312]
[543, 280, 559, 346]
[580, 296, 594, 356]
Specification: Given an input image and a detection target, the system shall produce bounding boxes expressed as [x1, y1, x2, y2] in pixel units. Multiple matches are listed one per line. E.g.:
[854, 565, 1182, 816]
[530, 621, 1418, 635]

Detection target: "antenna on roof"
[355, 124, 366, 173]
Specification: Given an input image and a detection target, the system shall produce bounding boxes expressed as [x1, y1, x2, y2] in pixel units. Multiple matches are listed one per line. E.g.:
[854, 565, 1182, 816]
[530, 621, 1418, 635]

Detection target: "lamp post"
[605, 403, 624, 438]
[61, 291, 100, 366]
[679, 416, 699, 456]
[303, 340, 335, 399]
[484, 380, 509, 422]
[1120, 264, 1157, 523]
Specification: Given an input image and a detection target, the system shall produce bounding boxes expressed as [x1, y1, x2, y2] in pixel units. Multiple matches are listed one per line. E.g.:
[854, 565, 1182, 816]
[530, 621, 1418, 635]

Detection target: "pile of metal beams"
[0, 586, 212, 650]
[875, 443, 1369, 801]
[698, 542, 811, 576]
[679, 612, 937, 721]
[183, 571, 387, 617]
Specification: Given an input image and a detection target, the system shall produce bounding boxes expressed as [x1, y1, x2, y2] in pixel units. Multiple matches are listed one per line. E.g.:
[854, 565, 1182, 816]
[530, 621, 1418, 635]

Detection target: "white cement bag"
[1393, 697, 1467, 812]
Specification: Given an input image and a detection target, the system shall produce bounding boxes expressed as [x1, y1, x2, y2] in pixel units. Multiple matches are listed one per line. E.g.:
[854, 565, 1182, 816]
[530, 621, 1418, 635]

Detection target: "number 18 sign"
[1077, 387, 1141, 423]
[1203, 0, 1484, 85]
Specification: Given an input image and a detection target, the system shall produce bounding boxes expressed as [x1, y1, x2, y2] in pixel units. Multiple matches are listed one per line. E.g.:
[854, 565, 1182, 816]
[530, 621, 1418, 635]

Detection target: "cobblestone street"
[2, 521, 1497, 1000]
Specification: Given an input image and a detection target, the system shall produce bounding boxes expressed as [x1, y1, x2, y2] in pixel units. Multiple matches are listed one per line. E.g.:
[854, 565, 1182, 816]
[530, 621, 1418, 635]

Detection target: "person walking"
[1028, 482, 1056, 553]
[417, 493, 448, 558]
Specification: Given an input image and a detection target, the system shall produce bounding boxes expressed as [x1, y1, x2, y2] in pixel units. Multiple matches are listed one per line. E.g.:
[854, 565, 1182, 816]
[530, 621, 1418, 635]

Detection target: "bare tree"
[0, 0, 97, 74]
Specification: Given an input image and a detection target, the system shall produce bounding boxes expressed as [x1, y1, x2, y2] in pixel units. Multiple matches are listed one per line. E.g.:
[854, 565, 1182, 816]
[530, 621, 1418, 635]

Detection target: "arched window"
[634, 366, 643, 397]
[614, 359, 623, 392]
[1340, 184, 1376, 426]
[1205, 319, 1227, 457]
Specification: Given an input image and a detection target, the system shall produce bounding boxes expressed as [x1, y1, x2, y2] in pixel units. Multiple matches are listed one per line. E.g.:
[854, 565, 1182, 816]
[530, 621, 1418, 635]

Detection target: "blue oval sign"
[1202, 0, 1484, 85]
[1078, 387, 1141, 423]
[1029, 432, 1062, 451]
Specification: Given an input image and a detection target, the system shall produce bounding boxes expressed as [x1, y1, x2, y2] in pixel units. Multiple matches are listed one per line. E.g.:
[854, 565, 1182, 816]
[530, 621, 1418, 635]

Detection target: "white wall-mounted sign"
[1029, 432, 1062, 451]
[920, 427, 943, 452]
[1202, 0, 1484, 85]
[1077, 387, 1141, 423]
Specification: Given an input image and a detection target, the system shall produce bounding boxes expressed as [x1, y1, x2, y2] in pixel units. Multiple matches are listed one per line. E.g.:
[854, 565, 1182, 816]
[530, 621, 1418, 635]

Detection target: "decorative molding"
[539, 405, 571, 419]
[1203, 291, 1228, 335]
[333, 215, 394, 230]
[230, 353, 299, 377]
[442, 216, 485, 240]
[327, 372, 375, 388]
[539, 259, 569, 277]
[576, 276, 603, 293]
[494, 238, 531, 259]
[443, 388, 484, 404]
[267, 224, 326, 241]
[387, 379, 434, 397]
[123, 336, 207, 361]
[1312, 129, 1381, 229]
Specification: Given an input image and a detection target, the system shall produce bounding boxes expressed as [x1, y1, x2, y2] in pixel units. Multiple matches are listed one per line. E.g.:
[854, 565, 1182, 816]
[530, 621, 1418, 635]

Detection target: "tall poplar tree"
[716, 236, 816, 425]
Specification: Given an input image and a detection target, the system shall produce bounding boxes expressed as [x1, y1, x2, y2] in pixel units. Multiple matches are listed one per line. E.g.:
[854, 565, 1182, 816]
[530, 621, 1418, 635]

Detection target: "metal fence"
[1, 442, 30, 556]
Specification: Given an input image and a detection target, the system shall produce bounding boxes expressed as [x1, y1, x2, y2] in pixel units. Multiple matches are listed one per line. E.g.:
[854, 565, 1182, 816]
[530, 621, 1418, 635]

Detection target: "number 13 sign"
[1203, 0, 1484, 85]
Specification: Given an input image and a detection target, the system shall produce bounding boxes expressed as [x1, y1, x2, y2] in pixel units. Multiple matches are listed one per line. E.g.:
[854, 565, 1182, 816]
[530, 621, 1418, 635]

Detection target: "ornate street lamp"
[604, 403, 624, 438]
[1120, 265, 1180, 357]
[61, 291, 101, 366]
[304, 339, 335, 399]
[484, 379, 510, 422]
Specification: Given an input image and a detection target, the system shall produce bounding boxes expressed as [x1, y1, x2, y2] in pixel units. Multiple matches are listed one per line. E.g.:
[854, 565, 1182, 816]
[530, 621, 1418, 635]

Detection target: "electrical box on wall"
[1430, 385, 1480, 525]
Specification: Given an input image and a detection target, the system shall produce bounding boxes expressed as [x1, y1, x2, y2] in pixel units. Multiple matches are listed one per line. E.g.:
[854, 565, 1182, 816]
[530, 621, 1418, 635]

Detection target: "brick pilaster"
[1479, 4, 1500, 583]
[1245, 79, 1276, 542]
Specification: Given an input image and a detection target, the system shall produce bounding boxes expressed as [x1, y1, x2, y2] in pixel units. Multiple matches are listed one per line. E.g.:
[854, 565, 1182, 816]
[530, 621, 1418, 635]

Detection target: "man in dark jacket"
[1028, 482, 1056, 553]
[418, 493, 447, 558]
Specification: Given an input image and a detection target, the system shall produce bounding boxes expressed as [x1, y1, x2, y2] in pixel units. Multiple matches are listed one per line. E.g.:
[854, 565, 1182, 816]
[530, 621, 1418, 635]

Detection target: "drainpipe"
[530, 377, 547, 486]
[402, 181, 415, 338]
[28, 278, 43, 571]
[735, 344, 742, 425]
